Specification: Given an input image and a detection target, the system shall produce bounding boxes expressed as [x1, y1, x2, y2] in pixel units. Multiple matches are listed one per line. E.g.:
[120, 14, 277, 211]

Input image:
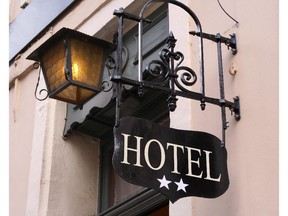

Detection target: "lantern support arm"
[110, 75, 240, 120]
[34, 63, 49, 101]
[113, 8, 152, 23]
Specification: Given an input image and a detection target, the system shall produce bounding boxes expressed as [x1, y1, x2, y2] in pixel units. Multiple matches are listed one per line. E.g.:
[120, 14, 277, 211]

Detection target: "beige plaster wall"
[170, 0, 278, 215]
[9, 0, 23, 22]
[40, 104, 100, 216]
[9, 70, 37, 216]
[10, 76, 101, 216]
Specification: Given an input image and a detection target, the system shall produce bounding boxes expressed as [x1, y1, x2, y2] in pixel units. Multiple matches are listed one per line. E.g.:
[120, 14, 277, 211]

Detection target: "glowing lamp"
[27, 27, 115, 105]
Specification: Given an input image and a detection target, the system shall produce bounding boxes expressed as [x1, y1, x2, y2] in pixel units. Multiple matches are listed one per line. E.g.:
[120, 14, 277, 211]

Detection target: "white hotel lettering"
[120, 133, 221, 182]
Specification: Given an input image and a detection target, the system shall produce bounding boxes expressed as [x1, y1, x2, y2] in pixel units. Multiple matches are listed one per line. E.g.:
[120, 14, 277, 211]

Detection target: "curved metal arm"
[34, 64, 49, 101]
[138, 0, 205, 97]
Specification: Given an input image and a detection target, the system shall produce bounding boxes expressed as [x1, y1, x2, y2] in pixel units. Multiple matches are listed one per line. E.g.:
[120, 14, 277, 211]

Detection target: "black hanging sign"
[113, 116, 229, 203]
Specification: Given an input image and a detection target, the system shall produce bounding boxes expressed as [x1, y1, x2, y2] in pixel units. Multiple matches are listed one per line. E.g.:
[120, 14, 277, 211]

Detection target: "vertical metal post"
[216, 33, 228, 146]
[138, 19, 144, 97]
[138, 20, 143, 83]
[167, 32, 178, 111]
[114, 9, 124, 127]
[198, 32, 206, 110]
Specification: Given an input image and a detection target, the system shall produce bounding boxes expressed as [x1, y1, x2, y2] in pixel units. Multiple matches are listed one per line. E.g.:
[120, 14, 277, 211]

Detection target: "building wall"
[9, 71, 37, 216]
[169, 0, 278, 215]
[9, 0, 22, 22]
[9, 0, 278, 215]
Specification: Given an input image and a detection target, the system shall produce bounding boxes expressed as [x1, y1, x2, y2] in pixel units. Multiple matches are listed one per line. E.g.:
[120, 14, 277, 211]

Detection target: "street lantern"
[27, 27, 115, 105]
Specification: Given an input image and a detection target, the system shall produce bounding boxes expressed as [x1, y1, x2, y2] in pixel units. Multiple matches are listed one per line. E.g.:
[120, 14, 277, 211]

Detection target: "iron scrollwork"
[34, 63, 49, 101]
[144, 33, 198, 111]
[104, 46, 129, 93]
[146, 48, 197, 88]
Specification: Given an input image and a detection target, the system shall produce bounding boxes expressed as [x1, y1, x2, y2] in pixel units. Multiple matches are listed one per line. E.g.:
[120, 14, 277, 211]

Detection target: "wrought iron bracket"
[110, 0, 241, 146]
[34, 62, 49, 101]
[232, 96, 241, 121]
[190, 31, 237, 55]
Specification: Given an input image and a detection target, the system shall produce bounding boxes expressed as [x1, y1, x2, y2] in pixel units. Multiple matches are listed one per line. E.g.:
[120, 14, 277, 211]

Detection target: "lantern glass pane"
[41, 40, 67, 92]
[54, 85, 96, 105]
[70, 38, 105, 89]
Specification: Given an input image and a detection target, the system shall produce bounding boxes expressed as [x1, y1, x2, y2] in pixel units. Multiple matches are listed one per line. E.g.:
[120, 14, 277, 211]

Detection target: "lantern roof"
[27, 27, 116, 62]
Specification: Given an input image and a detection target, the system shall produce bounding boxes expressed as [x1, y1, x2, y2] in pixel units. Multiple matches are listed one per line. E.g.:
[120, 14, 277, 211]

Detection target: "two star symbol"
[157, 175, 189, 192]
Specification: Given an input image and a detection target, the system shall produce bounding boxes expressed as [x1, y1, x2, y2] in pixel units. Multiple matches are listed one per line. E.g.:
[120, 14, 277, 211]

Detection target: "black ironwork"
[34, 63, 49, 101]
[190, 31, 237, 55]
[216, 33, 228, 146]
[109, 0, 241, 145]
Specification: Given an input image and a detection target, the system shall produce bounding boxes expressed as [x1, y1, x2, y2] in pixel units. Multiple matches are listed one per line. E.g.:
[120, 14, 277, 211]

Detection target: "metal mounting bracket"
[190, 31, 237, 55]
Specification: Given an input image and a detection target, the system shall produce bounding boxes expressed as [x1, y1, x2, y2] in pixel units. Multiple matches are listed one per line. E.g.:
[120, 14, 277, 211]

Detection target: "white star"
[157, 175, 171, 190]
[175, 178, 189, 193]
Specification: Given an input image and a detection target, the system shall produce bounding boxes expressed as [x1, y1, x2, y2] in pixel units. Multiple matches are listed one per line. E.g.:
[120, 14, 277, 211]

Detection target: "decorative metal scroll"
[102, 46, 129, 93]
[138, 0, 205, 98]
[34, 63, 49, 101]
[144, 33, 198, 96]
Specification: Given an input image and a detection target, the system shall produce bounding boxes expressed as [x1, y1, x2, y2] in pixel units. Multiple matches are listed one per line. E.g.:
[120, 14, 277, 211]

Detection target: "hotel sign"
[113, 117, 229, 203]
